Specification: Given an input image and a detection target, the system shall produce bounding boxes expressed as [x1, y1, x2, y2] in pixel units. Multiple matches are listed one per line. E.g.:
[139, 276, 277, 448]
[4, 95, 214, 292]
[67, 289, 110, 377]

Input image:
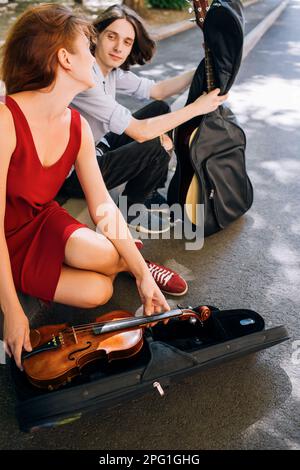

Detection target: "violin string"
[62, 316, 165, 335]
[59, 309, 196, 338]
[61, 310, 185, 333]
[62, 316, 155, 333]
[65, 323, 135, 336]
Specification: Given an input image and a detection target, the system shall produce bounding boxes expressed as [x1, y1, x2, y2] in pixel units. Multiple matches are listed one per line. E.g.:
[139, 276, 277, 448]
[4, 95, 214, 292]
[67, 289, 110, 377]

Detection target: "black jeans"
[60, 100, 171, 204]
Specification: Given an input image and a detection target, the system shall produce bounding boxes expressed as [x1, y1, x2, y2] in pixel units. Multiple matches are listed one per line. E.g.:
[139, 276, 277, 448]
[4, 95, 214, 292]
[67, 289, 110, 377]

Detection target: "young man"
[61, 5, 227, 234]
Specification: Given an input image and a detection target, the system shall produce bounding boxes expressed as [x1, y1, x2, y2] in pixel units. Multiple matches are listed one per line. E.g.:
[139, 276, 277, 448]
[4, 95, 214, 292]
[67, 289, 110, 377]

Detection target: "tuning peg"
[185, 0, 192, 3]
[189, 18, 197, 22]
[188, 7, 193, 13]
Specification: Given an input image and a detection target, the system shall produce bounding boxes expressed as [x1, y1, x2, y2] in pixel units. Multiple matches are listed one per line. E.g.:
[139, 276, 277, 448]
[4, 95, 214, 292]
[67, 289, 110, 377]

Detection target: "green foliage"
[148, 0, 187, 11]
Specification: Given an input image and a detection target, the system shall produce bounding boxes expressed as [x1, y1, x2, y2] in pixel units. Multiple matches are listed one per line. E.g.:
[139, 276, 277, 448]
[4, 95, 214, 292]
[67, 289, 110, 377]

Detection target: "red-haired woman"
[0, 4, 176, 370]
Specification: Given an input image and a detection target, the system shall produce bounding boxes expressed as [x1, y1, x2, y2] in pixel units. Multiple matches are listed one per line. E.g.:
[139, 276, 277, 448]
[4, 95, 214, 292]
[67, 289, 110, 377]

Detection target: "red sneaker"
[145, 260, 188, 296]
[133, 240, 187, 296]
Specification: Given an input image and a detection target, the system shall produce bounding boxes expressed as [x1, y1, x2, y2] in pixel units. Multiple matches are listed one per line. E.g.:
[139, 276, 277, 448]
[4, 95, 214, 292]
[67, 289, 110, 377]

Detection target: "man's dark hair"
[92, 4, 156, 70]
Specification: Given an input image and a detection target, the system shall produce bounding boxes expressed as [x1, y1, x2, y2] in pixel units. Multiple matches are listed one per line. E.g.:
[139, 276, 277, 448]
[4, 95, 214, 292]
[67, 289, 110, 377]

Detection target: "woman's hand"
[3, 309, 32, 370]
[192, 88, 229, 115]
[136, 273, 170, 321]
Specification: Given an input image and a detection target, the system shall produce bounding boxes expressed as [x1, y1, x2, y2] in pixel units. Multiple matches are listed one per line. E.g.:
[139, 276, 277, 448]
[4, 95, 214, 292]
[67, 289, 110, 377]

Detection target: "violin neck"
[93, 308, 184, 336]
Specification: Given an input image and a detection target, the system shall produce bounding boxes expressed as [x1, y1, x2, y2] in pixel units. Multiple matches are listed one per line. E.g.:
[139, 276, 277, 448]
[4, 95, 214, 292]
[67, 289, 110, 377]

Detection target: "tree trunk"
[123, 0, 146, 15]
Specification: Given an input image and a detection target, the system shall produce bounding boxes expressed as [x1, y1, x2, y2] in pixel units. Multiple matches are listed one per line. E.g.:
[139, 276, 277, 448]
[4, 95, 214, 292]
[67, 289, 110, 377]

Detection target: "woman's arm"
[0, 105, 32, 370]
[74, 118, 170, 315]
[150, 69, 196, 101]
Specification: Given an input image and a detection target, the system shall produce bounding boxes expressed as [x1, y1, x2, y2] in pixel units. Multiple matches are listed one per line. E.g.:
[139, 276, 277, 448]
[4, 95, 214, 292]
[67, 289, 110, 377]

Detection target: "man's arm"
[150, 69, 196, 101]
[124, 88, 227, 143]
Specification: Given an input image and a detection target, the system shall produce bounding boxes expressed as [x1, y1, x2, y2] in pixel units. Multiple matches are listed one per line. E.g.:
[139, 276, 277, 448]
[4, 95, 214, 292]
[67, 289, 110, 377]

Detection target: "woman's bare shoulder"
[79, 114, 94, 141]
[0, 101, 13, 123]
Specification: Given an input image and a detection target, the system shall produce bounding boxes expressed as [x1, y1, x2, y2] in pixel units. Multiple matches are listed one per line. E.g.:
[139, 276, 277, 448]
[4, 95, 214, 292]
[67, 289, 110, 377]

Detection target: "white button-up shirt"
[71, 63, 155, 145]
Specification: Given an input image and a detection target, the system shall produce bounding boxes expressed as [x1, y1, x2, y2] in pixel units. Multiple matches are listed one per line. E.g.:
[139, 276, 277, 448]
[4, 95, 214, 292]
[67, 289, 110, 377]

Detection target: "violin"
[21, 305, 211, 390]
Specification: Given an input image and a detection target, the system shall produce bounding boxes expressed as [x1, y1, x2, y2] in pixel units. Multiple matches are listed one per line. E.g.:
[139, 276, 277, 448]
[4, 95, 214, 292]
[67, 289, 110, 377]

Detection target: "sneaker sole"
[127, 222, 171, 235]
[160, 283, 188, 296]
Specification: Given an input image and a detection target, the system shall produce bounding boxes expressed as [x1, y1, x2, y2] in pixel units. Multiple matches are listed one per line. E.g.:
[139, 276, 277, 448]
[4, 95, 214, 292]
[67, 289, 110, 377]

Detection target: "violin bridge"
[72, 326, 78, 344]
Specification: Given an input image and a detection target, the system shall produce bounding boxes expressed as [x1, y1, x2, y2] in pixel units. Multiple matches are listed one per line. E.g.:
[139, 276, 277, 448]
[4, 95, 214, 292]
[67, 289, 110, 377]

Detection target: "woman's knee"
[96, 236, 120, 268]
[84, 273, 114, 308]
[54, 266, 114, 308]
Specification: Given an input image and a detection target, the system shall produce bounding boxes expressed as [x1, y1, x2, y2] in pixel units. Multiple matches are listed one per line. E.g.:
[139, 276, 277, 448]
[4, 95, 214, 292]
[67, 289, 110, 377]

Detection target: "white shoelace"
[147, 263, 174, 287]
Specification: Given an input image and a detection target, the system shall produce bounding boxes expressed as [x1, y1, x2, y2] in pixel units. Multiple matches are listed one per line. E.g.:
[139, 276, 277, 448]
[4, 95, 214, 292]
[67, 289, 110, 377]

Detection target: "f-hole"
[68, 341, 92, 361]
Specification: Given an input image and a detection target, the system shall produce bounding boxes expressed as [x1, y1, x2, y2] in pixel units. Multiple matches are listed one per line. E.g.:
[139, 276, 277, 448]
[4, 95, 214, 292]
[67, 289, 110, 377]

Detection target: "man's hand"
[192, 88, 229, 115]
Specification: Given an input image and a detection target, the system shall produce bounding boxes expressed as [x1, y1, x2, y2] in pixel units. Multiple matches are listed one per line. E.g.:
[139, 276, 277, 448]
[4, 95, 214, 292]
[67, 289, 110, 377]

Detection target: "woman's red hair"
[0, 3, 95, 94]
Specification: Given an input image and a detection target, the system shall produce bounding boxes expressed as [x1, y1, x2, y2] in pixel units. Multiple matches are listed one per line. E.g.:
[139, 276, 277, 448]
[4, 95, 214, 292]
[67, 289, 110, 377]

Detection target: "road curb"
[150, 20, 195, 42]
[171, 0, 289, 111]
[242, 0, 289, 60]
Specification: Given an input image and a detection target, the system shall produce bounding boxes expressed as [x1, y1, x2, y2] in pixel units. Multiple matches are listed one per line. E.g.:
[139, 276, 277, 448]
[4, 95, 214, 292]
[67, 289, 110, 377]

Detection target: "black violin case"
[9, 305, 289, 432]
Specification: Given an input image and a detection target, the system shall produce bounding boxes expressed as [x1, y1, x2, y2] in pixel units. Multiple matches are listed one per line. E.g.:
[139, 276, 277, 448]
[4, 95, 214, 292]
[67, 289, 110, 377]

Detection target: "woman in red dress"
[0, 4, 173, 370]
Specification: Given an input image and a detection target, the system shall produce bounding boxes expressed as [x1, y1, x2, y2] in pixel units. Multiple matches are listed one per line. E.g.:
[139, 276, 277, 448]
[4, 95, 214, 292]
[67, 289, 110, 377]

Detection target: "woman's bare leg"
[53, 264, 113, 308]
[64, 227, 129, 276]
[55, 227, 134, 308]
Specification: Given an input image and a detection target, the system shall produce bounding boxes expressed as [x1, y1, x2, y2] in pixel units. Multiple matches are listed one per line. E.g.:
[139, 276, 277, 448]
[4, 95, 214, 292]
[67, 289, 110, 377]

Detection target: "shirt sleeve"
[116, 69, 155, 100]
[72, 84, 132, 135]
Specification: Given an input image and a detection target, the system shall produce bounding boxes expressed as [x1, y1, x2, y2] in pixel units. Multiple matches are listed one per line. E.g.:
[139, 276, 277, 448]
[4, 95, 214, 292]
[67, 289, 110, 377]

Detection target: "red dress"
[4, 96, 88, 302]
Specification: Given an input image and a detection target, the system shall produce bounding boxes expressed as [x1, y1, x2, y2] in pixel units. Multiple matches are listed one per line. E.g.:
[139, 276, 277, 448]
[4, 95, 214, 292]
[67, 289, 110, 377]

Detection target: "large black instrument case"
[9, 305, 289, 432]
[168, 0, 253, 236]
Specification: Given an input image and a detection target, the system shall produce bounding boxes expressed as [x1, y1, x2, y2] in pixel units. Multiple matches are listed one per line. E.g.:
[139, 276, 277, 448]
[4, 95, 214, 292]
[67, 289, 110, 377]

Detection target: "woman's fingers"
[154, 305, 162, 314]
[13, 341, 23, 371]
[24, 331, 32, 352]
[156, 291, 170, 312]
[144, 295, 154, 317]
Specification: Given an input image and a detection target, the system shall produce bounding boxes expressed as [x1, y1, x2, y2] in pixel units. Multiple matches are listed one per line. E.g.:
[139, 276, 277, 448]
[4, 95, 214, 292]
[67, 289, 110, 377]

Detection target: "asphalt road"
[118, 0, 284, 111]
[0, 0, 299, 451]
